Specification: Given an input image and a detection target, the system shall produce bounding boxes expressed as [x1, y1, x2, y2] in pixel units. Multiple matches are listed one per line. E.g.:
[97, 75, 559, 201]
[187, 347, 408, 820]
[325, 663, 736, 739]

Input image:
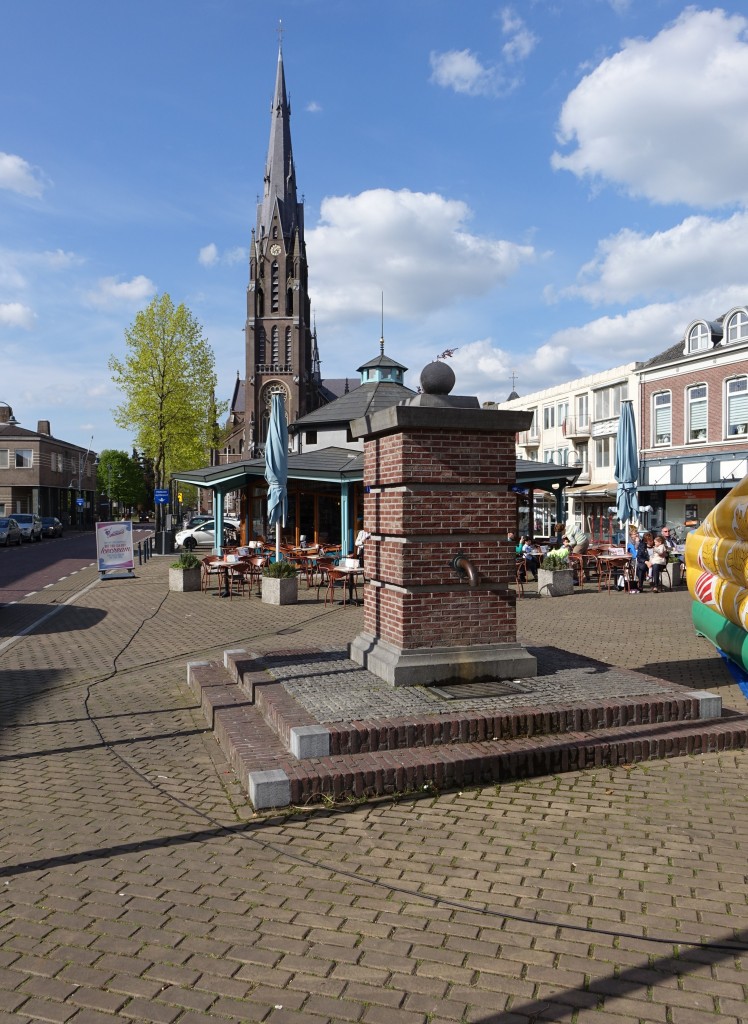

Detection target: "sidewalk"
[0, 557, 745, 1023]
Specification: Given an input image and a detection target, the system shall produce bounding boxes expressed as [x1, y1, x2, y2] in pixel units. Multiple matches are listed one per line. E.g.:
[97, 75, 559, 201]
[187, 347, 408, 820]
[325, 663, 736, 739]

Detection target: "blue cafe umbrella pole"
[264, 393, 289, 562]
[614, 400, 639, 553]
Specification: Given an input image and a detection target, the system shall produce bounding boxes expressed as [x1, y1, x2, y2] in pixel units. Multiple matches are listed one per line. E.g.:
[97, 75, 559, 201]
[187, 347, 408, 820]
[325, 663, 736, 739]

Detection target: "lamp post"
[69, 436, 94, 529]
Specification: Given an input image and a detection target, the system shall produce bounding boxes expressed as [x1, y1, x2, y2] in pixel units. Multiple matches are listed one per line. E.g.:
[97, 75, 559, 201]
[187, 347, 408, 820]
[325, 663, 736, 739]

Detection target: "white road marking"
[0, 576, 101, 655]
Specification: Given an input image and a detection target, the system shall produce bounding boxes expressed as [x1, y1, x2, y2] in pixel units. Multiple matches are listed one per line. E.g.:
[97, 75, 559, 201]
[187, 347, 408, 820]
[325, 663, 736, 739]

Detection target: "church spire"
[258, 40, 298, 240]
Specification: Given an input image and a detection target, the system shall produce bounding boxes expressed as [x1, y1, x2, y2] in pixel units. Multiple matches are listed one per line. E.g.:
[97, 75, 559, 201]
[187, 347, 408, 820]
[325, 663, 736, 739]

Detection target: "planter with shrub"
[537, 551, 574, 597]
[261, 559, 299, 605]
[169, 551, 202, 592]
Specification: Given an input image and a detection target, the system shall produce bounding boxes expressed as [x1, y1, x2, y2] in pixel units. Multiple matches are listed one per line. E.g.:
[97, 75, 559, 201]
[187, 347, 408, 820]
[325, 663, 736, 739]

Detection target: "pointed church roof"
[258, 46, 298, 240]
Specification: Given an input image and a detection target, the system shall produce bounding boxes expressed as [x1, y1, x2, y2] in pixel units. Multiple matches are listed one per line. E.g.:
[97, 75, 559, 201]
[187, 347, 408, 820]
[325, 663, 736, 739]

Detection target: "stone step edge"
[221, 647, 728, 758]
[187, 658, 748, 811]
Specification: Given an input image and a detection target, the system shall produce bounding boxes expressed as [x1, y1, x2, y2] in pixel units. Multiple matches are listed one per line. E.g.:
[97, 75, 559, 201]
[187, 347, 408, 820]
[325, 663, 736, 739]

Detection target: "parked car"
[0, 517, 22, 546]
[175, 518, 240, 551]
[41, 516, 64, 538]
[13, 513, 43, 542]
[183, 514, 213, 530]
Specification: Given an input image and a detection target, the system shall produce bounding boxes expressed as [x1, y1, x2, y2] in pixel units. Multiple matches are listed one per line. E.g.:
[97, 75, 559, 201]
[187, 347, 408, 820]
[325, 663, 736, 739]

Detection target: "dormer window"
[687, 323, 708, 352]
[726, 309, 748, 344]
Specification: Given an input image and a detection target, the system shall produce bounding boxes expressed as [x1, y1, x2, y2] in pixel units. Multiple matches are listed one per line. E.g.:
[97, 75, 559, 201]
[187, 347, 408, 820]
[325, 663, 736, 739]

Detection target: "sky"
[3, 0, 748, 455]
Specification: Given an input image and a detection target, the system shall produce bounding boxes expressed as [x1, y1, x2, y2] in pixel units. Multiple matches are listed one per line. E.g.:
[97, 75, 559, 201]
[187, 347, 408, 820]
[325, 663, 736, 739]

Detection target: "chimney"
[37, 420, 51, 435]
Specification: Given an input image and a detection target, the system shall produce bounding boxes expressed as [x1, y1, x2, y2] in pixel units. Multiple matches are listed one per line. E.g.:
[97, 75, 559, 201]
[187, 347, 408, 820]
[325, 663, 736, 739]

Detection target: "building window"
[0, 449, 8, 469]
[15, 449, 33, 468]
[594, 437, 611, 468]
[688, 323, 709, 352]
[305, 430, 317, 445]
[257, 327, 266, 364]
[653, 391, 672, 446]
[593, 382, 627, 420]
[271, 326, 279, 364]
[726, 376, 748, 437]
[726, 310, 748, 344]
[271, 261, 279, 312]
[575, 394, 589, 429]
[576, 443, 588, 470]
[557, 401, 569, 429]
[687, 384, 707, 442]
[543, 406, 555, 430]
[285, 327, 292, 365]
[528, 409, 538, 438]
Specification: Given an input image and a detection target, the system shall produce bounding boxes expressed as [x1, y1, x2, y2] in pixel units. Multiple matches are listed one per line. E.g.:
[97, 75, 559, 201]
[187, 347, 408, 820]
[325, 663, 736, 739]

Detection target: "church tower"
[244, 43, 319, 455]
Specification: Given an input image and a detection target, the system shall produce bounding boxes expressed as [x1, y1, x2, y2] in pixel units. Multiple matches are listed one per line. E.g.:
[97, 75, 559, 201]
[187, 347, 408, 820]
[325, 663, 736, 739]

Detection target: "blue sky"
[3, 0, 748, 455]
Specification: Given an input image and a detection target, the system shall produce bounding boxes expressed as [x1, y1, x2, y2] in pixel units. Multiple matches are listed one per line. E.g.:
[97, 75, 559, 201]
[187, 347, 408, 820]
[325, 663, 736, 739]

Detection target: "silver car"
[12, 513, 43, 542]
[0, 517, 22, 546]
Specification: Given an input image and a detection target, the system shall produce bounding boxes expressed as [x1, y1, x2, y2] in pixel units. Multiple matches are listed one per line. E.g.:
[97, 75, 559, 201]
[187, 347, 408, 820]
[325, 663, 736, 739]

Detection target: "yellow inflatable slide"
[686, 474, 748, 672]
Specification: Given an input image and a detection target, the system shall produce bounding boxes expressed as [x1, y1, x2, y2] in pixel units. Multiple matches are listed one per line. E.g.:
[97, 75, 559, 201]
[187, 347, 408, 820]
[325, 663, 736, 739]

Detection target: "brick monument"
[348, 361, 537, 687]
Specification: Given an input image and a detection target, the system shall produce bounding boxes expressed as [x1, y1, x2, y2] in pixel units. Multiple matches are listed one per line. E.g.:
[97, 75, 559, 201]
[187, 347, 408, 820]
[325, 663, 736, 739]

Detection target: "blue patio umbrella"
[264, 393, 289, 561]
[614, 400, 639, 551]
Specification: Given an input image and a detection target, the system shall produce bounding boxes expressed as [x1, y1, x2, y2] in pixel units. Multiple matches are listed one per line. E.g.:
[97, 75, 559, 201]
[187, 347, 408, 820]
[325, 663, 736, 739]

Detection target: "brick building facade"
[0, 404, 97, 526]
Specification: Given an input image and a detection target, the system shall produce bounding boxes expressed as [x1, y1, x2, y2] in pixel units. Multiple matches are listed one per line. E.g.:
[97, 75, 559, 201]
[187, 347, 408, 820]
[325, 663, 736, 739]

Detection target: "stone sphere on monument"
[420, 360, 455, 395]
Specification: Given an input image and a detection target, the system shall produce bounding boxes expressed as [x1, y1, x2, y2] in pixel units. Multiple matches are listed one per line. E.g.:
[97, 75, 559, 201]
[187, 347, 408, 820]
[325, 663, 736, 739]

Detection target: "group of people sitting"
[624, 526, 677, 593]
[510, 522, 679, 591]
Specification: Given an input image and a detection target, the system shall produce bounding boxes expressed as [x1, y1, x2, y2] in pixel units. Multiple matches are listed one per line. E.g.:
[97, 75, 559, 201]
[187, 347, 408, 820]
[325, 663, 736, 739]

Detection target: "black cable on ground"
[8, 583, 747, 955]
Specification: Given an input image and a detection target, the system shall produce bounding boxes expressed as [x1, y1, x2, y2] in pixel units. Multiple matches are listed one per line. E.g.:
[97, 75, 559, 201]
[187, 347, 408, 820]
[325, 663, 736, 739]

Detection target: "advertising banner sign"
[96, 521, 135, 577]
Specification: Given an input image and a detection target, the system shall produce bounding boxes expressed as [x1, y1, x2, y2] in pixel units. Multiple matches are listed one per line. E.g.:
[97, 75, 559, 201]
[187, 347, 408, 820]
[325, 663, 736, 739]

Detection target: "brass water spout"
[452, 549, 479, 587]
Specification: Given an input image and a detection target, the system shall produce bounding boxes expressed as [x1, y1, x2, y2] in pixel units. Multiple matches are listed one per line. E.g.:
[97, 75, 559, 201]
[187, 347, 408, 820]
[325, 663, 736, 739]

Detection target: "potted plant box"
[261, 559, 299, 605]
[537, 552, 574, 597]
[169, 552, 201, 592]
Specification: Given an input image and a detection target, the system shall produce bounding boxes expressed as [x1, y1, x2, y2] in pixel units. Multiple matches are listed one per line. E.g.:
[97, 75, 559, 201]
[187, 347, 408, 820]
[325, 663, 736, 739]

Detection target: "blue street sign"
[76, 497, 85, 507]
[154, 489, 169, 504]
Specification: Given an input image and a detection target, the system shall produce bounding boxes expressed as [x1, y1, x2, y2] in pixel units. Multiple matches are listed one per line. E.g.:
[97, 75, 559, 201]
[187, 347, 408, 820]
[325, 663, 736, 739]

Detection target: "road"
[0, 526, 153, 606]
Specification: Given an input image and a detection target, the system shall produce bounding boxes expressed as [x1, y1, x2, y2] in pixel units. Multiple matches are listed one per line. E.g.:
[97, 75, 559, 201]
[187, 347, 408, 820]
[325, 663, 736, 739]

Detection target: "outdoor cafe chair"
[314, 557, 336, 599]
[247, 555, 267, 595]
[201, 555, 223, 594]
[324, 567, 358, 607]
[227, 559, 253, 600]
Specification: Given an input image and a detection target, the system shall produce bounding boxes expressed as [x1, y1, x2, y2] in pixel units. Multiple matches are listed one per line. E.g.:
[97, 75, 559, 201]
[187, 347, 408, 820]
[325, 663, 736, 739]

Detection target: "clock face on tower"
[269, 243, 282, 256]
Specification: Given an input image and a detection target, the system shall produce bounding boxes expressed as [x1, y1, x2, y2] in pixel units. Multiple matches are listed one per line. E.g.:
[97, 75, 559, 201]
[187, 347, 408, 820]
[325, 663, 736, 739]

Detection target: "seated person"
[520, 536, 539, 580]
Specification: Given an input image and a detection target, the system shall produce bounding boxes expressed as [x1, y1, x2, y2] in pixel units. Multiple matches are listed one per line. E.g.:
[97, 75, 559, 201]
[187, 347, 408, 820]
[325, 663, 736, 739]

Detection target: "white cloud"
[430, 49, 499, 96]
[567, 211, 748, 303]
[307, 188, 535, 322]
[428, 339, 582, 404]
[85, 274, 156, 308]
[500, 8, 537, 63]
[198, 243, 245, 267]
[547, 284, 748, 363]
[0, 152, 47, 198]
[306, 101, 322, 113]
[0, 302, 36, 329]
[0, 247, 81, 291]
[430, 9, 534, 97]
[199, 243, 218, 267]
[552, 8, 748, 206]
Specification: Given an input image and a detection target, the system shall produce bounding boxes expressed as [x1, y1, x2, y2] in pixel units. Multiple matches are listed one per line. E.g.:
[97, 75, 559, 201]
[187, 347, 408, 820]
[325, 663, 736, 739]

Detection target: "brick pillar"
[348, 376, 537, 687]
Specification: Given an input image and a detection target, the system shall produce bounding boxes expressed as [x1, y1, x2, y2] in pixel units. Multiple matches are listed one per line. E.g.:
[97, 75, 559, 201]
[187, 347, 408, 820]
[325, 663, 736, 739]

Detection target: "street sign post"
[154, 489, 169, 505]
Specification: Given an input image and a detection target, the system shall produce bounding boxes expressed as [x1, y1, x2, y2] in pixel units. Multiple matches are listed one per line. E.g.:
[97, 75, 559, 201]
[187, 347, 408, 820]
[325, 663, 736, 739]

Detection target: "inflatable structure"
[686, 474, 748, 674]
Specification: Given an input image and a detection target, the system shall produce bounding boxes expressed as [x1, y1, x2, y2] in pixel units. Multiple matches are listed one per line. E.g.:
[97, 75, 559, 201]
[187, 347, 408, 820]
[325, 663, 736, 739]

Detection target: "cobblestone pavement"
[0, 559, 745, 1023]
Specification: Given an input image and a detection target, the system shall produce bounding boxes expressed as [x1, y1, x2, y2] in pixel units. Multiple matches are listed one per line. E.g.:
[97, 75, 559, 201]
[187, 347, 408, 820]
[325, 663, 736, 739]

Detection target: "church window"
[271, 261, 279, 312]
[271, 326, 279, 364]
[286, 287, 293, 315]
[257, 327, 266, 364]
[257, 288, 264, 317]
[285, 327, 292, 364]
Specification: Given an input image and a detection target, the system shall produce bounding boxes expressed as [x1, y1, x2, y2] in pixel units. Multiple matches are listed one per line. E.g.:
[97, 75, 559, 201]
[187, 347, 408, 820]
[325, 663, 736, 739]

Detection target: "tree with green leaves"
[96, 449, 146, 518]
[109, 294, 224, 529]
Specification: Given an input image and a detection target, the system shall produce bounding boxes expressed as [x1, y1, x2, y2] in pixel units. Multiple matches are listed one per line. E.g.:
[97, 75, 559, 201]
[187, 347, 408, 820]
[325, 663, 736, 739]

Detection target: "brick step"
[189, 656, 748, 812]
[222, 648, 727, 755]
